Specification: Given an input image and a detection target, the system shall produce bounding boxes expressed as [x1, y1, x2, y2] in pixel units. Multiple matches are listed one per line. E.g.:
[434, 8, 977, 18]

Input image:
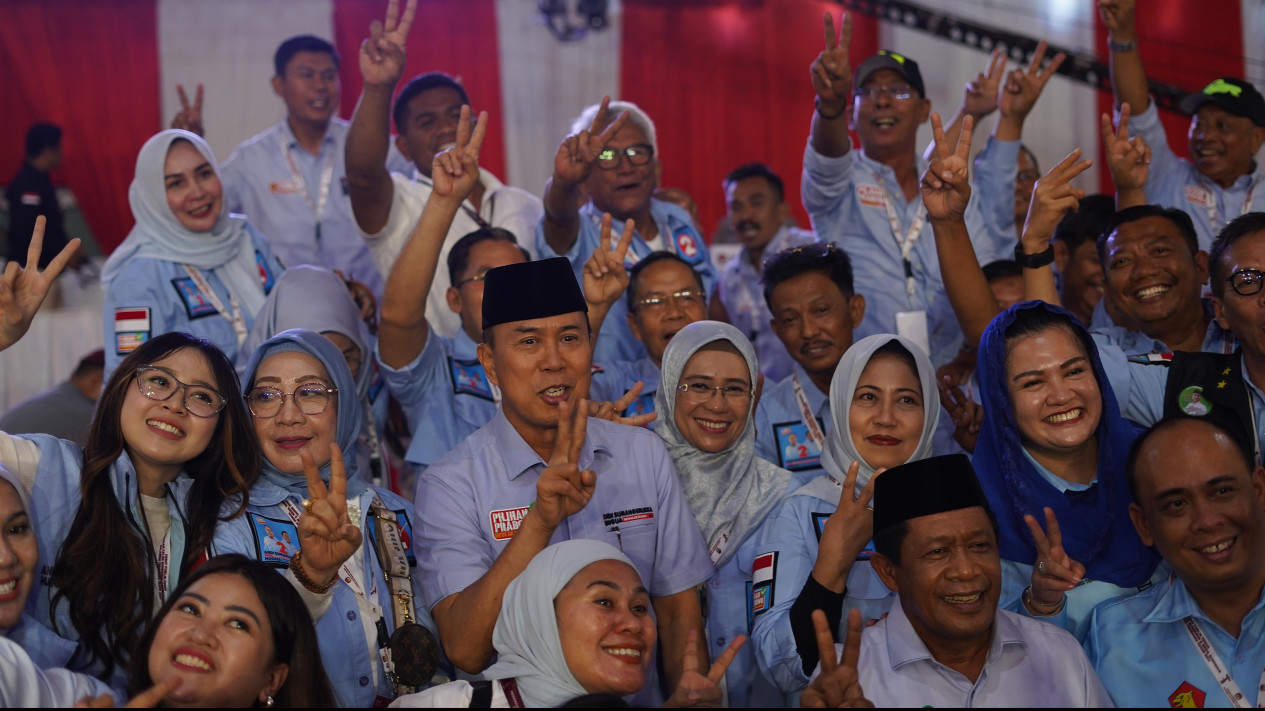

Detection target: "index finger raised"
[177, 84, 192, 113]
[125, 677, 181, 708]
[613, 219, 634, 261]
[823, 12, 837, 51]
[1023, 511, 1052, 553]
[588, 95, 612, 133]
[328, 443, 347, 500]
[955, 114, 975, 162]
[929, 112, 949, 158]
[24, 216, 46, 269]
[707, 635, 746, 684]
[300, 448, 329, 501]
[467, 110, 490, 158]
[551, 396, 575, 465]
[568, 397, 588, 464]
[1026, 40, 1049, 75]
[841, 608, 863, 671]
[812, 610, 839, 675]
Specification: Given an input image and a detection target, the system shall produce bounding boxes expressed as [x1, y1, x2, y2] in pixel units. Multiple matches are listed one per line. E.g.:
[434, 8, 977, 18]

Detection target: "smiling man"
[1086, 416, 1265, 707]
[413, 257, 712, 705]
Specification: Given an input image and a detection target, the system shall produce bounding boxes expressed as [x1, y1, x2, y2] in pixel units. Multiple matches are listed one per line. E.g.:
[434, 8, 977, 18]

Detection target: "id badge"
[895, 310, 931, 359]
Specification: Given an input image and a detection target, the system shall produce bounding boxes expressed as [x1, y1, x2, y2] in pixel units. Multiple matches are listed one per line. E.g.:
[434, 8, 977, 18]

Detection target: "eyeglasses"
[677, 381, 753, 402]
[597, 144, 654, 170]
[633, 289, 704, 312]
[1227, 268, 1265, 296]
[135, 366, 226, 418]
[454, 269, 491, 289]
[1017, 171, 1042, 182]
[245, 384, 338, 418]
[852, 85, 914, 102]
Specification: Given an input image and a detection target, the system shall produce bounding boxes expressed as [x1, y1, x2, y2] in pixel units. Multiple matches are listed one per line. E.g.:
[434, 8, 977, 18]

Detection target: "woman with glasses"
[101, 129, 285, 372]
[220, 329, 439, 707]
[652, 320, 790, 706]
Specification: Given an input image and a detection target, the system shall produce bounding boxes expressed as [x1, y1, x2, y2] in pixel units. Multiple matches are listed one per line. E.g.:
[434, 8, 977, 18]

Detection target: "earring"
[264, 695, 275, 708]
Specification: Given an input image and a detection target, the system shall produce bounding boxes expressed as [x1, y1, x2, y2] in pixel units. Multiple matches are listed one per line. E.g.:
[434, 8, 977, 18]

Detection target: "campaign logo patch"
[751, 551, 777, 615]
[774, 419, 823, 470]
[19, 192, 40, 206]
[603, 507, 655, 529]
[448, 357, 494, 401]
[269, 181, 302, 194]
[114, 307, 151, 354]
[251, 513, 300, 567]
[367, 508, 417, 566]
[255, 251, 276, 293]
[675, 231, 701, 262]
[170, 277, 217, 320]
[857, 184, 887, 208]
[1184, 185, 1213, 208]
[1168, 681, 1205, 708]
[489, 506, 530, 541]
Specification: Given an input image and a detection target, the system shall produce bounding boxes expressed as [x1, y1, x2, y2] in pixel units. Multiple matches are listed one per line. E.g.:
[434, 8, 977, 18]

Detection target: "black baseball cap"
[853, 50, 926, 98]
[1179, 78, 1265, 127]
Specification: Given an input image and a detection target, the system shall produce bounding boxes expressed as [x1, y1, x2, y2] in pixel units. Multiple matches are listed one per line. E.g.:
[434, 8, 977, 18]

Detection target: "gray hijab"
[819, 334, 940, 499]
[654, 321, 791, 567]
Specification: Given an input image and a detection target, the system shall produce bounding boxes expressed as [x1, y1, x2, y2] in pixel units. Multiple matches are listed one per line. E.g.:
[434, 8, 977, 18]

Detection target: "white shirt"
[0, 635, 118, 707]
[391, 679, 510, 708]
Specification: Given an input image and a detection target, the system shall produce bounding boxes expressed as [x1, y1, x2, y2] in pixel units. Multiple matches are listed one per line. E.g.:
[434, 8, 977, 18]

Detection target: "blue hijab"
[974, 301, 1158, 587]
[240, 329, 367, 497]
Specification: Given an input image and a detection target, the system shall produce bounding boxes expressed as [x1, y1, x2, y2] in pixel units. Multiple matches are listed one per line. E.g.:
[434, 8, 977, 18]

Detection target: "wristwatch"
[1015, 242, 1056, 269]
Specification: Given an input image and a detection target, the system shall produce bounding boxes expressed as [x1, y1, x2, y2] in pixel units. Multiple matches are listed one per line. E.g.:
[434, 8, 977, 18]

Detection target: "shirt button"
[716, 637, 726, 647]
[347, 610, 357, 621]
[359, 676, 369, 687]
[711, 579, 722, 589]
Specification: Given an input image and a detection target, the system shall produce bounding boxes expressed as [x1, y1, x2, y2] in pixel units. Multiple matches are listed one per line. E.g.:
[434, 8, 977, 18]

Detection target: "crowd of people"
[2, 0, 1264, 706]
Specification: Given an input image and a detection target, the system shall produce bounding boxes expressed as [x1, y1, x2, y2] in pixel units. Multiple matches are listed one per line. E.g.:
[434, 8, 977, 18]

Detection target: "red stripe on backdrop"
[620, 0, 878, 240]
[1094, 1, 1244, 197]
[0, 0, 161, 253]
[332, 0, 506, 182]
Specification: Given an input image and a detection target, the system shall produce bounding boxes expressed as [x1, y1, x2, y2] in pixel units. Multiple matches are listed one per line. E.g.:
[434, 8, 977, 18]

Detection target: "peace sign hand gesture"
[0, 216, 81, 352]
[432, 106, 488, 202]
[296, 444, 363, 586]
[812, 461, 881, 592]
[171, 83, 205, 137]
[921, 113, 974, 223]
[802, 609, 874, 708]
[552, 96, 630, 188]
[1021, 148, 1093, 252]
[664, 631, 745, 708]
[1100, 103, 1150, 193]
[1024, 507, 1085, 613]
[811, 12, 853, 115]
[961, 49, 1005, 119]
[583, 213, 634, 309]
[998, 41, 1066, 122]
[359, 0, 417, 87]
[533, 396, 597, 531]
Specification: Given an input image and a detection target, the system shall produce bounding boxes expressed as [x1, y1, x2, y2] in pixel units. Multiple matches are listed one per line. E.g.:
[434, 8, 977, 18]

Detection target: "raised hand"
[998, 41, 1066, 122]
[1024, 507, 1085, 612]
[583, 213, 634, 309]
[802, 609, 873, 708]
[359, 0, 417, 87]
[171, 83, 205, 136]
[552, 96, 630, 187]
[937, 379, 982, 454]
[0, 216, 81, 352]
[432, 105, 488, 201]
[296, 445, 363, 585]
[1021, 148, 1093, 251]
[664, 630, 744, 708]
[587, 381, 658, 428]
[1100, 103, 1150, 193]
[812, 461, 880, 592]
[810, 12, 853, 115]
[921, 113, 974, 222]
[961, 48, 1005, 119]
[1098, 0, 1136, 38]
[533, 396, 597, 530]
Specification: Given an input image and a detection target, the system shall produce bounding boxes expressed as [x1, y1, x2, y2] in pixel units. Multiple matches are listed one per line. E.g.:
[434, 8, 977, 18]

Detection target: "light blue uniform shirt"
[221, 118, 412, 297]
[1090, 298, 1237, 355]
[1128, 100, 1265, 252]
[855, 596, 1114, 707]
[102, 223, 283, 372]
[704, 527, 785, 708]
[590, 356, 661, 428]
[971, 136, 1024, 258]
[1086, 574, 1265, 708]
[0, 634, 119, 707]
[802, 142, 1007, 367]
[537, 199, 717, 366]
[718, 226, 819, 383]
[754, 364, 831, 488]
[215, 479, 437, 708]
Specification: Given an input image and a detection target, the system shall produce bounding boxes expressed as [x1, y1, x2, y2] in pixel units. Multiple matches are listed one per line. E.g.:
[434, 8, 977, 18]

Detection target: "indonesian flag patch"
[114, 307, 151, 355]
[751, 551, 778, 616]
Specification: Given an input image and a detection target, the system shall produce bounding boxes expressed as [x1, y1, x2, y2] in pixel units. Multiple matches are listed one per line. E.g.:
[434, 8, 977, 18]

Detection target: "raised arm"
[581, 213, 634, 339]
[1, 217, 80, 352]
[1100, 103, 1151, 209]
[170, 83, 205, 136]
[809, 12, 854, 157]
[993, 41, 1066, 142]
[923, 48, 1003, 161]
[1100, 0, 1149, 113]
[1020, 149, 1095, 304]
[378, 106, 487, 368]
[346, 0, 417, 235]
[541, 97, 629, 255]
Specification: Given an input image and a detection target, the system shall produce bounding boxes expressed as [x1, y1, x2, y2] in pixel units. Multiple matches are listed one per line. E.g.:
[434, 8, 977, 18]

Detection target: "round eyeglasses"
[597, 144, 654, 170]
[245, 384, 338, 418]
[676, 381, 753, 402]
[634, 289, 704, 313]
[1227, 268, 1265, 297]
[134, 366, 227, 418]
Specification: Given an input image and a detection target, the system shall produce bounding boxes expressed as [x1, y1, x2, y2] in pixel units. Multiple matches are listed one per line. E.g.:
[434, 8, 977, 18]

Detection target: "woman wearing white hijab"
[653, 320, 790, 707]
[102, 129, 284, 372]
[747, 334, 940, 697]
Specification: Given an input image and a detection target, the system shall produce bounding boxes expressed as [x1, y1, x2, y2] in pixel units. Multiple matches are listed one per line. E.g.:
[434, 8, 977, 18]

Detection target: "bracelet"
[815, 96, 847, 120]
[1023, 586, 1065, 615]
[1108, 39, 1137, 53]
[289, 550, 337, 595]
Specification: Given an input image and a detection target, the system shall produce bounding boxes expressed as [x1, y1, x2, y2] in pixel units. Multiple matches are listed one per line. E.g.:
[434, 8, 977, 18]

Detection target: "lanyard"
[501, 679, 525, 708]
[182, 265, 247, 347]
[872, 171, 926, 309]
[1181, 615, 1265, 707]
[414, 173, 494, 230]
[792, 371, 827, 452]
[155, 530, 172, 607]
[279, 135, 335, 240]
[1196, 176, 1257, 236]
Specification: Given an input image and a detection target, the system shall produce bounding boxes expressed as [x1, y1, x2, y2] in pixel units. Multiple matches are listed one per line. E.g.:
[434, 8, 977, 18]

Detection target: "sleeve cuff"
[789, 575, 847, 677]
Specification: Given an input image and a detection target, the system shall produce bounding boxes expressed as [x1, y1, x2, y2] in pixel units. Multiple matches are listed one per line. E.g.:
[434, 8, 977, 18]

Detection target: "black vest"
[1160, 351, 1259, 462]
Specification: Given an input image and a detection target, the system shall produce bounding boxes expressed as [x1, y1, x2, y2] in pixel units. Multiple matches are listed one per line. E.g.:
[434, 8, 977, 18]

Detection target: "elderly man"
[1086, 417, 1265, 707]
[801, 454, 1112, 707]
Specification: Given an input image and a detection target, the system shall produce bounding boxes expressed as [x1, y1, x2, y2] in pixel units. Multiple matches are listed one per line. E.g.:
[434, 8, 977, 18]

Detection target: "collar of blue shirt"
[884, 592, 1025, 673]
[489, 408, 611, 480]
[1142, 573, 1265, 626]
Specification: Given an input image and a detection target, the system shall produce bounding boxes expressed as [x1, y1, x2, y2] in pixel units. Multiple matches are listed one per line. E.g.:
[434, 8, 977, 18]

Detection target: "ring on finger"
[301, 498, 314, 512]
[1037, 560, 1047, 575]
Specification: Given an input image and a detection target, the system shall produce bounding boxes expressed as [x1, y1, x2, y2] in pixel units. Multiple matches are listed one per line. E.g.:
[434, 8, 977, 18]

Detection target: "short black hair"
[446, 228, 530, 287]
[872, 507, 1000, 565]
[24, 123, 61, 158]
[393, 72, 471, 135]
[1098, 204, 1200, 269]
[72, 349, 105, 378]
[1053, 194, 1115, 251]
[1124, 416, 1255, 503]
[723, 162, 785, 202]
[626, 251, 705, 313]
[1210, 212, 1265, 297]
[274, 35, 338, 78]
[981, 259, 1022, 284]
[1019, 144, 1040, 174]
[761, 242, 854, 308]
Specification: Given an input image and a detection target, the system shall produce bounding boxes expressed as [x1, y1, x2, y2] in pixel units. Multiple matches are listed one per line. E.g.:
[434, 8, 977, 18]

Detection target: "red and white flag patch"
[751, 551, 778, 615]
[114, 307, 152, 354]
[20, 192, 40, 206]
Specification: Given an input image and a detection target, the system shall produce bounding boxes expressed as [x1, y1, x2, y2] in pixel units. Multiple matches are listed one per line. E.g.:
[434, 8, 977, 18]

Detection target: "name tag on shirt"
[448, 357, 495, 401]
[250, 513, 300, 567]
[170, 277, 218, 320]
[857, 184, 887, 208]
[774, 419, 823, 470]
[269, 181, 302, 195]
[1184, 185, 1213, 208]
[255, 251, 277, 293]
